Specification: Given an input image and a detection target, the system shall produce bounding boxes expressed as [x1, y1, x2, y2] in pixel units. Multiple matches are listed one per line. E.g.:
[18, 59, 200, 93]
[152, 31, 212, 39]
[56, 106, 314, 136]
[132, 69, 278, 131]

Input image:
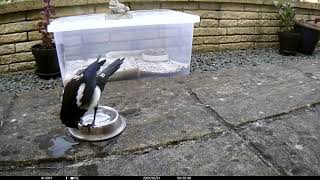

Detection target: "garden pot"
[294, 20, 320, 55]
[31, 44, 61, 79]
[278, 31, 301, 56]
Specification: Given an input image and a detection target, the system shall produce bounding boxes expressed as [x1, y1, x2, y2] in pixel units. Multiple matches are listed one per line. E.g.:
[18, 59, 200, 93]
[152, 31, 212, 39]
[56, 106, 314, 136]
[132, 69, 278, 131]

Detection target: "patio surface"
[0, 57, 320, 176]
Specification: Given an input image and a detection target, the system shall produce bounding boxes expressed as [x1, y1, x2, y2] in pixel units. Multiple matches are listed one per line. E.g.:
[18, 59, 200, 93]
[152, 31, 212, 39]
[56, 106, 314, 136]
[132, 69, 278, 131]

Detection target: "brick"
[0, 65, 9, 73]
[0, 52, 34, 65]
[161, 2, 199, 10]
[219, 42, 254, 50]
[0, 21, 39, 35]
[200, 19, 219, 27]
[15, 40, 42, 53]
[192, 44, 219, 52]
[192, 37, 203, 45]
[219, 20, 237, 27]
[28, 31, 42, 41]
[0, 44, 15, 55]
[255, 27, 280, 35]
[130, 2, 161, 10]
[194, 28, 227, 36]
[227, 27, 255, 35]
[254, 42, 279, 49]
[0, 32, 27, 45]
[238, 20, 280, 27]
[9, 61, 36, 72]
[0, 12, 26, 25]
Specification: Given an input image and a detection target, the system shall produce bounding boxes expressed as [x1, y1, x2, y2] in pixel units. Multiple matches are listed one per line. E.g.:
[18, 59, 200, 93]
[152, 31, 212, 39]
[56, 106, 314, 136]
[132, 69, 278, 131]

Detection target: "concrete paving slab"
[0, 93, 14, 126]
[0, 79, 227, 166]
[92, 79, 227, 154]
[176, 65, 320, 126]
[239, 105, 320, 176]
[281, 58, 320, 80]
[0, 131, 280, 176]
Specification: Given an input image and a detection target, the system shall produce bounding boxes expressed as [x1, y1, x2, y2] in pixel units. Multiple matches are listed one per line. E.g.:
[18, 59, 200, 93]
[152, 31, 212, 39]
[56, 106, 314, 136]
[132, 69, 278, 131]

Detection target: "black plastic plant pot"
[31, 44, 61, 79]
[278, 31, 301, 56]
[294, 20, 320, 55]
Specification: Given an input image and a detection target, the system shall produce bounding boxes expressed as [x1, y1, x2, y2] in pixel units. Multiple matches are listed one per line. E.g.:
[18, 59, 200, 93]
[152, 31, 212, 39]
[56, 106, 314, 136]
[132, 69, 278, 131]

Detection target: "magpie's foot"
[81, 123, 95, 133]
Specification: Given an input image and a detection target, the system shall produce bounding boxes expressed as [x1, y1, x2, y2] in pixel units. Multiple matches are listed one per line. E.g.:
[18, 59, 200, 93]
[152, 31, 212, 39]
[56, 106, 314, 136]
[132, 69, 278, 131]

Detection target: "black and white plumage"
[60, 56, 124, 129]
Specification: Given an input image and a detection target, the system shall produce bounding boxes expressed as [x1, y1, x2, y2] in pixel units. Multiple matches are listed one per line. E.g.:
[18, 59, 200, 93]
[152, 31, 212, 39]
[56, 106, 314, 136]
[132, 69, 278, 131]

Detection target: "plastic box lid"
[48, 9, 200, 32]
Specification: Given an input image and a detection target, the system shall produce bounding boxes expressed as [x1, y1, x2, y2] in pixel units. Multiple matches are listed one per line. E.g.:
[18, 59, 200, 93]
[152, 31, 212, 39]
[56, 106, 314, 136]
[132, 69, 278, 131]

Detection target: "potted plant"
[274, 0, 301, 56]
[294, 18, 320, 55]
[31, 0, 60, 79]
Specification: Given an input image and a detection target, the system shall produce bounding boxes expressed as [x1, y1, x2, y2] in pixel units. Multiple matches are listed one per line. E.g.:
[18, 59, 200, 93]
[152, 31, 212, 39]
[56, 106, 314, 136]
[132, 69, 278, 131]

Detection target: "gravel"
[191, 48, 320, 73]
[1, 48, 319, 95]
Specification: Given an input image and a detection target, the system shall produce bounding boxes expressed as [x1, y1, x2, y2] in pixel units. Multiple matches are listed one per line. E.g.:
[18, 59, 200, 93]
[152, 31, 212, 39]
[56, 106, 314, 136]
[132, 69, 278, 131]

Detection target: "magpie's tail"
[98, 58, 124, 86]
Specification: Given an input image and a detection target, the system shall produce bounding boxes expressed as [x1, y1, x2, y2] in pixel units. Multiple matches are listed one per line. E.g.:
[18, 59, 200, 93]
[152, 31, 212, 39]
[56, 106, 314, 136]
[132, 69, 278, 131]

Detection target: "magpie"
[60, 55, 124, 130]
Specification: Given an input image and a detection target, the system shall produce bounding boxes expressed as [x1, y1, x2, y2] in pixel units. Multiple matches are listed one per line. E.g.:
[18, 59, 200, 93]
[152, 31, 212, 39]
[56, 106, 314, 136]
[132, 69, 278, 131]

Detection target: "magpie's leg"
[92, 106, 98, 126]
[86, 106, 98, 133]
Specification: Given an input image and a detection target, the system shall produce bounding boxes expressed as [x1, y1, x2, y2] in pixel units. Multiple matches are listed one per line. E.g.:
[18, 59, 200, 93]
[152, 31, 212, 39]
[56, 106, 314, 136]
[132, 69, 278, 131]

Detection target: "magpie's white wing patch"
[76, 83, 86, 107]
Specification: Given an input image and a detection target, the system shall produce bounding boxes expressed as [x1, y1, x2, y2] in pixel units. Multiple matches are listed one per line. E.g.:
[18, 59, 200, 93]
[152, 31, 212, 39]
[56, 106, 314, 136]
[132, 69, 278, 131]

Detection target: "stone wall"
[0, 0, 320, 73]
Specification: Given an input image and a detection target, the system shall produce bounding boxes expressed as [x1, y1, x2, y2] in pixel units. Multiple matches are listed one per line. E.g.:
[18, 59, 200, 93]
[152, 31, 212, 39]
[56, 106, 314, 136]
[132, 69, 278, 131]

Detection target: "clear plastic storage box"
[48, 10, 200, 84]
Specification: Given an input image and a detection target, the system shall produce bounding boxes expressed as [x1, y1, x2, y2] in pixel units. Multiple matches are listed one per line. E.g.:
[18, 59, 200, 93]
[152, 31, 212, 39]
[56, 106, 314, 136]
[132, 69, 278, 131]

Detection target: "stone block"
[255, 27, 280, 35]
[15, 40, 42, 53]
[28, 31, 42, 41]
[192, 44, 219, 52]
[26, 11, 39, 21]
[254, 35, 279, 42]
[0, 21, 39, 35]
[95, 4, 108, 14]
[200, 19, 219, 27]
[219, 20, 237, 27]
[254, 42, 279, 48]
[0, 12, 26, 25]
[199, 2, 220, 10]
[227, 27, 255, 35]
[0, 65, 9, 73]
[192, 37, 203, 45]
[0, 32, 27, 45]
[239, 20, 281, 27]
[161, 2, 199, 10]
[0, 52, 34, 65]
[0, 44, 15, 55]
[194, 28, 227, 36]
[130, 2, 161, 10]
[204, 35, 243, 44]
[220, 3, 244, 11]
[260, 12, 280, 20]
[9, 61, 36, 72]
[245, 4, 277, 13]
[54, 5, 95, 18]
[219, 42, 254, 50]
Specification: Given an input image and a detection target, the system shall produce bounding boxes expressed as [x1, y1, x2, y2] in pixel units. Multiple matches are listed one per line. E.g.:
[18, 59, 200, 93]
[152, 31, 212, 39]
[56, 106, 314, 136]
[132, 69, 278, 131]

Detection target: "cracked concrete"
[0, 58, 320, 176]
